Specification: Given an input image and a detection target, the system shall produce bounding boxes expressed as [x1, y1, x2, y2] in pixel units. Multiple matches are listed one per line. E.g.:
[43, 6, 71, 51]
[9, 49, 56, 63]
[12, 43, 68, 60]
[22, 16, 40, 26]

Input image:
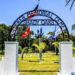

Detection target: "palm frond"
[65, 0, 71, 6]
[32, 42, 46, 51]
[70, 0, 75, 10]
[52, 42, 59, 49]
[65, 0, 75, 10]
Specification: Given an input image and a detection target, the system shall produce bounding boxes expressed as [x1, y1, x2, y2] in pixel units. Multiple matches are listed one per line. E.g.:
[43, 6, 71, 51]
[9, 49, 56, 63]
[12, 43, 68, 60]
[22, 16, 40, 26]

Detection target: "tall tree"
[0, 24, 9, 53]
[72, 24, 75, 31]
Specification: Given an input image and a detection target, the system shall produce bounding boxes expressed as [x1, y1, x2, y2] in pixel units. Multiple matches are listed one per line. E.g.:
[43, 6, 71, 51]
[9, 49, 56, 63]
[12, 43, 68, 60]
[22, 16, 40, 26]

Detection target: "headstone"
[59, 41, 73, 75]
[4, 42, 18, 75]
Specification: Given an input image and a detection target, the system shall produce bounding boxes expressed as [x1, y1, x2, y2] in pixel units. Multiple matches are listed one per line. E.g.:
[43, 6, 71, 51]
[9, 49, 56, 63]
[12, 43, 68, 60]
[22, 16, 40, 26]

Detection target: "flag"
[27, 4, 39, 19]
[33, 4, 39, 11]
[27, 12, 37, 19]
[49, 25, 57, 40]
[22, 33, 27, 39]
[36, 27, 43, 38]
[26, 27, 30, 36]
[22, 27, 30, 39]
[40, 27, 42, 34]
[49, 34, 57, 40]
[37, 29, 39, 34]
[39, 27, 43, 37]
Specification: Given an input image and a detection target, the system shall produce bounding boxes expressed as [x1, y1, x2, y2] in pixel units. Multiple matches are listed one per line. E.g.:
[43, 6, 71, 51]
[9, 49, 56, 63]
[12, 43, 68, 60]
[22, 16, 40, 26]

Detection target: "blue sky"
[0, 0, 75, 34]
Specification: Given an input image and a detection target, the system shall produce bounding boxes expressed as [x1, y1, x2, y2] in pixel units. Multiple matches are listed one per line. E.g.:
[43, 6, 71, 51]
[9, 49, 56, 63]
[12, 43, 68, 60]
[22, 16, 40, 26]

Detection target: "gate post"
[4, 42, 18, 75]
[58, 41, 73, 75]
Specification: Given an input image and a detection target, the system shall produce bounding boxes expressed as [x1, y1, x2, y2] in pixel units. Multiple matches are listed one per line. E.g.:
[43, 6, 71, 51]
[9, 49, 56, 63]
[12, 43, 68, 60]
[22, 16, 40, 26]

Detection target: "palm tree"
[66, 0, 75, 10]
[19, 46, 27, 60]
[52, 42, 59, 55]
[32, 42, 46, 61]
[47, 32, 54, 36]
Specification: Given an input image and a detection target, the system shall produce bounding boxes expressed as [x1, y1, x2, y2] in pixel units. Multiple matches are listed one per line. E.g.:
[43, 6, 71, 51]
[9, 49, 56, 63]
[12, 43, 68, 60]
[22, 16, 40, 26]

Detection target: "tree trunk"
[21, 53, 24, 60]
[39, 51, 42, 61]
[56, 48, 59, 55]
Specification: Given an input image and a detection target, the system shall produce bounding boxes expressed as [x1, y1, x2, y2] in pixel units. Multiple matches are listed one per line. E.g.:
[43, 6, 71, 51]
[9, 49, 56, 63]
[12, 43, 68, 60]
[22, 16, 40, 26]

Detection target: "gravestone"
[59, 41, 73, 75]
[4, 42, 18, 75]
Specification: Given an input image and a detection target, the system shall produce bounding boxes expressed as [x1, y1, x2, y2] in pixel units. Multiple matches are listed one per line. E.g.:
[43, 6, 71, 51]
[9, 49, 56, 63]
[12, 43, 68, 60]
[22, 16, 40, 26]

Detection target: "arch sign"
[9, 9, 69, 41]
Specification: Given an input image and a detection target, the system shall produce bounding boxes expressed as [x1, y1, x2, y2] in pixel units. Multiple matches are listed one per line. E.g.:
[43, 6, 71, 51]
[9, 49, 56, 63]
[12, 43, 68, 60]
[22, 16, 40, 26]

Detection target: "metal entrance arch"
[9, 9, 69, 41]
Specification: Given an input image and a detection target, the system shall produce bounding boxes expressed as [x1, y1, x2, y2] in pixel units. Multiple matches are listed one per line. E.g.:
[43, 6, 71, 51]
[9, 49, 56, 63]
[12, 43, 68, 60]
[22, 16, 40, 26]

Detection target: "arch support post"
[3, 42, 19, 75]
[58, 41, 73, 75]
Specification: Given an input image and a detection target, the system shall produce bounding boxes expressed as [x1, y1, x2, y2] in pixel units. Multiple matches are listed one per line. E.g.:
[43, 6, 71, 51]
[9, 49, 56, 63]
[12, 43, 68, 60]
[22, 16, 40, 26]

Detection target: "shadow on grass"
[28, 59, 44, 62]
[28, 60, 40, 62]
[19, 70, 59, 72]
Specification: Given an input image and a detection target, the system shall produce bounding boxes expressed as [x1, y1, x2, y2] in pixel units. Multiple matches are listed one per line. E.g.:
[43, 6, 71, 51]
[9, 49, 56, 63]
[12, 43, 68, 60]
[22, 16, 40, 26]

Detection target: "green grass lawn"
[0, 52, 75, 75]
[20, 72, 57, 75]
[0, 50, 75, 75]
[18, 52, 60, 75]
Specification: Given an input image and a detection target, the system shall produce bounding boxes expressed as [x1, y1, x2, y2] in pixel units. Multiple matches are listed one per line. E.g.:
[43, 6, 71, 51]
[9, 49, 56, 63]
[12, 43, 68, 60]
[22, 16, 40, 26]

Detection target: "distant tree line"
[0, 23, 75, 54]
